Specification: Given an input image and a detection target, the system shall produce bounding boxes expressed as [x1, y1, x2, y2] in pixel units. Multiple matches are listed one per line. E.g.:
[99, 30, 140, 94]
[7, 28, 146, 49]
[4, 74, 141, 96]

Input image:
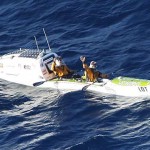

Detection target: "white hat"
[89, 61, 96, 69]
[55, 56, 62, 67]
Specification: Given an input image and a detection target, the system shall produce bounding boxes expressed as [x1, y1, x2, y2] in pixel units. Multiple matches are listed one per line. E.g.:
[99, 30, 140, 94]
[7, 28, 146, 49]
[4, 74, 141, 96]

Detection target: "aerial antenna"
[34, 36, 40, 53]
[43, 28, 51, 52]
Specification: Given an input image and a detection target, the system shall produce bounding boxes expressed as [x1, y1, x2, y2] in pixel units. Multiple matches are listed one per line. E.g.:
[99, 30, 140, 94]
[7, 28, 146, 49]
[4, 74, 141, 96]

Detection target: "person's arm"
[80, 56, 88, 70]
[65, 65, 74, 74]
[51, 61, 57, 75]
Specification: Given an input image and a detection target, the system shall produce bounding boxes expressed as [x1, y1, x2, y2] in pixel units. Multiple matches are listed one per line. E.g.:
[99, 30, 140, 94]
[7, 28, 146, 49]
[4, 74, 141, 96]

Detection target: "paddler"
[80, 56, 108, 82]
[51, 56, 74, 79]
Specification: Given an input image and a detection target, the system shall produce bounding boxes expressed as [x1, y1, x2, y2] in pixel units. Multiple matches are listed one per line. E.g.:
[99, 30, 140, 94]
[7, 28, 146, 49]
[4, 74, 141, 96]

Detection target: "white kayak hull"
[1, 49, 150, 98]
[1, 68, 150, 97]
[34, 78, 150, 97]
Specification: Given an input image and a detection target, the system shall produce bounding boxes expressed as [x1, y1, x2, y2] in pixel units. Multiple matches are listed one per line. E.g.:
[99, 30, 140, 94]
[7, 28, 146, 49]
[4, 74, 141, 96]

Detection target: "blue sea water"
[0, 0, 150, 149]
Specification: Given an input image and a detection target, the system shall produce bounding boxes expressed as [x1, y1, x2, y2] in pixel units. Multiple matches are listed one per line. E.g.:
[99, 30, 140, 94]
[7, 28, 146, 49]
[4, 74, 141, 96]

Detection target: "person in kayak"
[80, 56, 108, 82]
[51, 56, 74, 79]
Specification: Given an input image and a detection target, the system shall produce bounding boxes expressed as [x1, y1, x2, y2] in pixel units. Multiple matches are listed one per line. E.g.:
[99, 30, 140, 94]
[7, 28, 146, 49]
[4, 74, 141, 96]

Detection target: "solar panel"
[19, 49, 44, 58]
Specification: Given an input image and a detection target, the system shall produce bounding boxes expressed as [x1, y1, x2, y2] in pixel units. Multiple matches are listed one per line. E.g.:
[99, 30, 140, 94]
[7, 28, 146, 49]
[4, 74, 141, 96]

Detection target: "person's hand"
[80, 56, 85, 63]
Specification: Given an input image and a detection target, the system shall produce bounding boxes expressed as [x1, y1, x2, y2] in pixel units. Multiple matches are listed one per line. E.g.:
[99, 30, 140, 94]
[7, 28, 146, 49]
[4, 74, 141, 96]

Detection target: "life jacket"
[82, 63, 100, 82]
[51, 62, 71, 77]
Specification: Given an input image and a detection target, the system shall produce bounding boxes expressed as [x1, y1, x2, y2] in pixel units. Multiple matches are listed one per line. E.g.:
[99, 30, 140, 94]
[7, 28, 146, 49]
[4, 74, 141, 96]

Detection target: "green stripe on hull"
[112, 76, 150, 86]
[49, 78, 86, 83]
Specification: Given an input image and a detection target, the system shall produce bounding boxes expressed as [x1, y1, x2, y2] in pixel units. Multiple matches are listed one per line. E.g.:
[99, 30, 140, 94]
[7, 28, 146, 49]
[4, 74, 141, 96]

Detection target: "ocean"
[0, 0, 150, 149]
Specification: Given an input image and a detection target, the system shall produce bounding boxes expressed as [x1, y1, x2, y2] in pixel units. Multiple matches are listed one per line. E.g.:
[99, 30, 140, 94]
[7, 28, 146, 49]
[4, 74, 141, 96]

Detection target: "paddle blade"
[82, 84, 90, 91]
[33, 76, 58, 87]
[33, 81, 45, 87]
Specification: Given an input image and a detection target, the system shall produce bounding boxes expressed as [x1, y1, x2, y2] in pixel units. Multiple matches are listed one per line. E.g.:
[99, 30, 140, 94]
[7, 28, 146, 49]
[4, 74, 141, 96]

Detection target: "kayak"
[0, 48, 150, 97]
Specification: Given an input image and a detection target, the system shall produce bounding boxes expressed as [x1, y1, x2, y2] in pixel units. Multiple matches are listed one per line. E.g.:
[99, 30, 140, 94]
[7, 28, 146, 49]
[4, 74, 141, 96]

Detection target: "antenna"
[34, 36, 40, 52]
[43, 28, 51, 52]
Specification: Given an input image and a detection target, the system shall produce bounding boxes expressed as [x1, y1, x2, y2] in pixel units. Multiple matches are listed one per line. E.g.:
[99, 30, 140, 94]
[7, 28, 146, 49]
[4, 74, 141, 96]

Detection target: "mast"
[34, 36, 40, 53]
[43, 28, 51, 52]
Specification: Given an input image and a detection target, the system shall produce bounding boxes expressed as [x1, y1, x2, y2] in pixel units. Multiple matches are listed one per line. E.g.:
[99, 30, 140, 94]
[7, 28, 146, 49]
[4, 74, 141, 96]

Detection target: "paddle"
[33, 76, 58, 87]
[82, 81, 96, 91]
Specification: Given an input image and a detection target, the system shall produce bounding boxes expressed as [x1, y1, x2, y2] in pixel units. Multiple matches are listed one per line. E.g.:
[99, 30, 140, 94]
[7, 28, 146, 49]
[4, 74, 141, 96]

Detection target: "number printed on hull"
[138, 87, 148, 92]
